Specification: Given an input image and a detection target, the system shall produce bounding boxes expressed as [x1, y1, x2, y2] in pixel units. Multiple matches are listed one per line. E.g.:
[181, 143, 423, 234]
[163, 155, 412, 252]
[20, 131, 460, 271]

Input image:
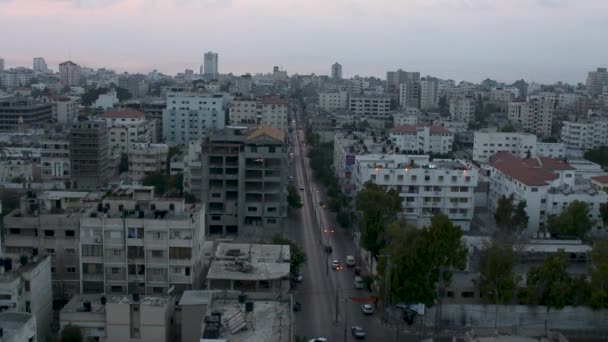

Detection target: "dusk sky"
[1, 0, 607, 83]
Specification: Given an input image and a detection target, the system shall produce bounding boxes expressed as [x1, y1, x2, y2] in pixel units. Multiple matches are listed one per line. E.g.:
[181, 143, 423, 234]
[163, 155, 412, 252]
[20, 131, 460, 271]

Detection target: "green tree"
[271, 235, 306, 274]
[142, 172, 182, 195]
[525, 250, 573, 333]
[60, 325, 83, 342]
[500, 124, 516, 133]
[114, 86, 132, 101]
[118, 153, 129, 174]
[383, 214, 467, 306]
[355, 181, 401, 258]
[494, 195, 528, 233]
[287, 185, 303, 209]
[547, 201, 592, 239]
[589, 240, 608, 309]
[336, 209, 355, 229]
[584, 146, 608, 168]
[600, 203, 608, 229]
[475, 242, 519, 304]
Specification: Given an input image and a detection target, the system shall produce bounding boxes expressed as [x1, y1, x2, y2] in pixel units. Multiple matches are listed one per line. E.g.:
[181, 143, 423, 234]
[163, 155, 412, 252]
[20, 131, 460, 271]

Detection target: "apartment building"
[79, 186, 205, 295]
[433, 120, 468, 133]
[331, 62, 343, 80]
[103, 108, 156, 157]
[0, 313, 37, 342]
[349, 95, 391, 120]
[2, 191, 100, 300]
[419, 76, 439, 110]
[386, 69, 420, 95]
[0, 68, 35, 88]
[228, 99, 257, 126]
[61, 294, 174, 342]
[48, 96, 77, 124]
[473, 132, 566, 163]
[0, 98, 52, 132]
[59, 61, 81, 87]
[389, 125, 453, 155]
[354, 154, 478, 230]
[488, 152, 608, 234]
[318, 91, 348, 111]
[162, 91, 227, 144]
[259, 95, 288, 131]
[507, 99, 553, 137]
[69, 119, 113, 190]
[586, 67, 608, 96]
[398, 81, 420, 109]
[0, 256, 52, 342]
[561, 120, 608, 151]
[449, 96, 476, 123]
[40, 134, 70, 182]
[128, 143, 169, 181]
[200, 126, 288, 239]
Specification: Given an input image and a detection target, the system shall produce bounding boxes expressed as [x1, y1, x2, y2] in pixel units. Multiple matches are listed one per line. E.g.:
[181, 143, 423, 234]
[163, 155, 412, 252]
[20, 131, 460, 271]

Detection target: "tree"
[114, 86, 132, 101]
[547, 201, 592, 239]
[60, 325, 83, 342]
[475, 242, 519, 304]
[287, 185, 303, 209]
[589, 240, 608, 309]
[600, 203, 608, 229]
[525, 250, 572, 333]
[142, 172, 182, 195]
[584, 146, 608, 169]
[355, 181, 401, 258]
[119, 153, 129, 174]
[500, 124, 516, 133]
[494, 194, 528, 233]
[383, 214, 467, 306]
[271, 235, 306, 274]
[336, 209, 355, 229]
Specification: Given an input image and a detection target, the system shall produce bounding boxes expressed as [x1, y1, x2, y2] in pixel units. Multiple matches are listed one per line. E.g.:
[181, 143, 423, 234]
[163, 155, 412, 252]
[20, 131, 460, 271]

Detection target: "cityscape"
[2, 1, 608, 342]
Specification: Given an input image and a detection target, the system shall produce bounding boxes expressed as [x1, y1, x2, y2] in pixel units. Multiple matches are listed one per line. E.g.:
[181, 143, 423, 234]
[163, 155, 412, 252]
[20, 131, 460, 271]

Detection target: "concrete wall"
[422, 304, 608, 330]
[105, 301, 169, 342]
[181, 304, 207, 342]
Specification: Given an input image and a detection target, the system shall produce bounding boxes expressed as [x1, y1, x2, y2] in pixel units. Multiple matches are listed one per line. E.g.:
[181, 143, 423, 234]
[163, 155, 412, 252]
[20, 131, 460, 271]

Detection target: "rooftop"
[103, 107, 145, 119]
[259, 95, 288, 105]
[390, 124, 451, 134]
[246, 125, 285, 143]
[591, 175, 608, 184]
[215, 243, 290, 262]
[490, 152, 572, 186]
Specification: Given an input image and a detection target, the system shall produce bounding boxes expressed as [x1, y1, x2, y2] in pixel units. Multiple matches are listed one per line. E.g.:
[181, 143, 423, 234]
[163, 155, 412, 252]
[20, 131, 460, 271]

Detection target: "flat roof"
[0, 312, 33, 330]
[179, 290, 214, 306]
[206, 260, 290, 281]
[215, 243, 290, 262]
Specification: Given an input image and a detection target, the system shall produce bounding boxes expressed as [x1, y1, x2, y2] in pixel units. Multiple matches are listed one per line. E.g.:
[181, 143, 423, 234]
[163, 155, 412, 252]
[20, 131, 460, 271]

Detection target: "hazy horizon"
[1, 0, 607, 84]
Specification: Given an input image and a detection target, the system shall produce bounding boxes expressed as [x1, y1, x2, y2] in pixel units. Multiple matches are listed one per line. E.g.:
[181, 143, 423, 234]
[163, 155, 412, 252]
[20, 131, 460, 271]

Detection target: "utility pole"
[335, 282, 340, 324]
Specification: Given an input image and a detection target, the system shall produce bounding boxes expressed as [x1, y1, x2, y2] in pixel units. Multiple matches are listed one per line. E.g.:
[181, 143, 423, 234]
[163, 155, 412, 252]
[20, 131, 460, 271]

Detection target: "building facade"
[586, 67, 608, 96]
[449, 96, 476, 123]
[203, 52, 219, 80]
[259, 95, 288, 131]
[420, 76, 439, 110]
[0, 98, 52, 132]
[561, 120, 608, 151]
[103, 108, 156, 157]
[398, 81, 420, 109]
[32, 58, 48, 73]
[507, 99, 553, 137]
[318, 91, 348, 112]
[354, 154, 478, 230]
[389, 125, 454, 155]
[128, 143, 169, 181]
[69, 120, 113, 189]
[59, 61, 81, 87]
[331, 62, 342, 80]
[162, 91, 227, 144]
[349, 95, 391, 120]
[40, 134, 71, 181]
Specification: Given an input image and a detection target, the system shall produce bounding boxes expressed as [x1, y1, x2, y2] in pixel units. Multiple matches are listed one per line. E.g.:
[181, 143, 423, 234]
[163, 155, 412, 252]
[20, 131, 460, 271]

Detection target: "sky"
[0, 0, 607, 84]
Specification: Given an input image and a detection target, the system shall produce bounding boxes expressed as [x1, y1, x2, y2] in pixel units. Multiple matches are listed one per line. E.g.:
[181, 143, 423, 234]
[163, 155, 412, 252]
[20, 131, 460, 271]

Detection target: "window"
[45, 248, 55, 254]
[531, 187, 538, 192]
[151, 250, 163, 258]
[450, 186, 459, 192]
[465, 176, 471, 182]
[384, 175, 389, 181]
[566, 173, 572, 178]
[267, 218, 277, 224]
[424, 175, 430, 181]
[66, 267, 77, 273]
[25, 281, 30, 291]
[111, 286, 123, 293]
[438, 176, 444, 182]
[44, 230, 55, 237]
[248, 207, 256, 212]
[65, 248, 76, 255]
[370, 174, 376, 180]
[411, 175, 417, 181]
[461, 291, 475, 298]
[397, 175, 404, 181]
[82, 245, 102, 257]
[452, 176, 457, 182]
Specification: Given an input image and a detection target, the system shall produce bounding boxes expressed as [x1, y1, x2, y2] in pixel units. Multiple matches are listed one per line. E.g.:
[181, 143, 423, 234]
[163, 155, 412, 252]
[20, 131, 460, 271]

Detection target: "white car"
[299, 185, 305, 191]
[309, 339, 328, 342]
[361, 304, 374, 315]
[331, 260, 340, 269]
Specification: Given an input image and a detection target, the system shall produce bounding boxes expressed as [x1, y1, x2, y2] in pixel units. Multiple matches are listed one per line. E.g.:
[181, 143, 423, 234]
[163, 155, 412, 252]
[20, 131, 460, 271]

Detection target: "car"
[346, 255, 356, 267]
[299, 185, 305, 190]
[361, 304, 374, 315]
[351, 326, 366, 339]
[289, 176, 294, 182]
[331, 260, 340, 269]
[308, 339, 328, 342]
[295, 272, 303, 282]
[324, 245, 333, 253]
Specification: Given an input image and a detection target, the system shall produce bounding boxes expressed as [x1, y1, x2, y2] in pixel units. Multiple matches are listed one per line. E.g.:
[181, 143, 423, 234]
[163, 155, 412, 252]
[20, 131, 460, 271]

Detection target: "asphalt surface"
[289, 106, 404, 342]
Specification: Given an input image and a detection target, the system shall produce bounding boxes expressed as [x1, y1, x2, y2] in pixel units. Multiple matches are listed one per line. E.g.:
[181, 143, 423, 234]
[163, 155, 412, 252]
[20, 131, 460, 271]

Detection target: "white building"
[449, 96, 476, 123]
[488, 152, 608, 234]
[433, 120, 468, 133]
[259, 95, 288, 131]
[0, 57, 4, 71]
[79, 186, 206, 295]
[420, 77, 439, 110]
[128, 143, 169, 180]
[354, 154, 478, 230]
[104, 108, 156, 157]
[398, 81, 420, 109]
[507, 99, 553, 137]
[32, 57, 48, 73]
[389, 125, 454, 155]
[349, 95, 391, 120]
[203, 51, 219, 79]
[0, 256, 52, 342]
[586, 67, 608, 96]
[40, 135, 70, 181]
[393, 113, 418, 126]
[558, 93, 577, 110]
[229, 98, 258, 126]
[561, 120, 608, 151]
[473, 132, 566, 163]
[318, 91, 348, 112]
[60, 294, 174, 342]
[0, 312, 37, 342]
[94, 89, 119, 110]
[50, 96, 77, 123]
[162, 91, 227, 144]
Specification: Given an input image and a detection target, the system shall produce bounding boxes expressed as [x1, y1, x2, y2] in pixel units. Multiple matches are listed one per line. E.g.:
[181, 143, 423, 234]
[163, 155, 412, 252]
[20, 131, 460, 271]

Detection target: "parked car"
[354, 266, 361, 275]
[353, 276, 364, 289]
[308, 338, 328, 342]
[299, 185, 305, 190]
[361, 304, 374, 315]
[346, 255, 356, 267]
[295, 272, 303, 282]
[351, 326, 366, 339]
[331, 260, 340, 269]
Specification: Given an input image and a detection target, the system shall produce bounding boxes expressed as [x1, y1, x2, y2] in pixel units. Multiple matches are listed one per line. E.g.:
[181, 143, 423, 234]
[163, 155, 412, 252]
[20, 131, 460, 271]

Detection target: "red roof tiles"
[591, 175, 608, 184]
[489, 152, 573, 186]
[260, 95, 288, 105]
[103, 108, 145, 119]
[390, 125, 451, 134]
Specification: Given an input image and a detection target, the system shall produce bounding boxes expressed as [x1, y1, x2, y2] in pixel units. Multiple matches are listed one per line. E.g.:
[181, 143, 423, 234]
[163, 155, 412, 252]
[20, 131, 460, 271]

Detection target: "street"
[289, 106, 402, 342]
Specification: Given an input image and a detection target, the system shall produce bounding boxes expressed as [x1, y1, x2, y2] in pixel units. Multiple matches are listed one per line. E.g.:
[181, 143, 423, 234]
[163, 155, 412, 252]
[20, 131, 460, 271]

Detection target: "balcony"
[82, 256, 103, 264]
[146, 274, 169, 283]
[83, 274, 103, 282]
[169, 239, 193, 248]
[145, 239, 167, 248]
[146, 257, 168, 265]
[104, 238, 124, 246]
[169, 258, 191, 266]
[170, 274, 192, 284]
[106, 273, 126, 281]
[128, 274, 145, 282]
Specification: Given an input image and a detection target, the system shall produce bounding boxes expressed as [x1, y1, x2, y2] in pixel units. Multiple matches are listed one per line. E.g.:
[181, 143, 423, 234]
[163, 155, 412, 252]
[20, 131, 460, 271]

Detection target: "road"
[289, 105, 404, 342]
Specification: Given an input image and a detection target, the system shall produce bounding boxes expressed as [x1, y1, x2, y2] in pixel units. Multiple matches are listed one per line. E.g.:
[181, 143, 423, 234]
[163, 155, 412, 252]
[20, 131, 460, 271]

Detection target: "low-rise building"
[354, 154, 478, 230]
[473, 132, 537, 163]
[128, 143, 169, 180]
[318, 90, 348, 112]
[0, 313, 37, 342]
[0, 256, 52, 342]
[389, 125, 454, 155]
[259, 95, 288, 131]
[349, 95, 391, 120]
[488, 152, 608, 234]
[433, 120, 468, 133]
[179, 290, 292, 342]
[60, 293, 174, 342]
[93, 90, 119, 110]
[104, 108, 156, 157]
[228, 98, 258, 126]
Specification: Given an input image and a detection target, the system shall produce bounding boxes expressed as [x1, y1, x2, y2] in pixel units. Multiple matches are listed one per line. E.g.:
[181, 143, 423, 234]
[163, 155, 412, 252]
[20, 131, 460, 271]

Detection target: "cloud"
[538, 0, 568, 8]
